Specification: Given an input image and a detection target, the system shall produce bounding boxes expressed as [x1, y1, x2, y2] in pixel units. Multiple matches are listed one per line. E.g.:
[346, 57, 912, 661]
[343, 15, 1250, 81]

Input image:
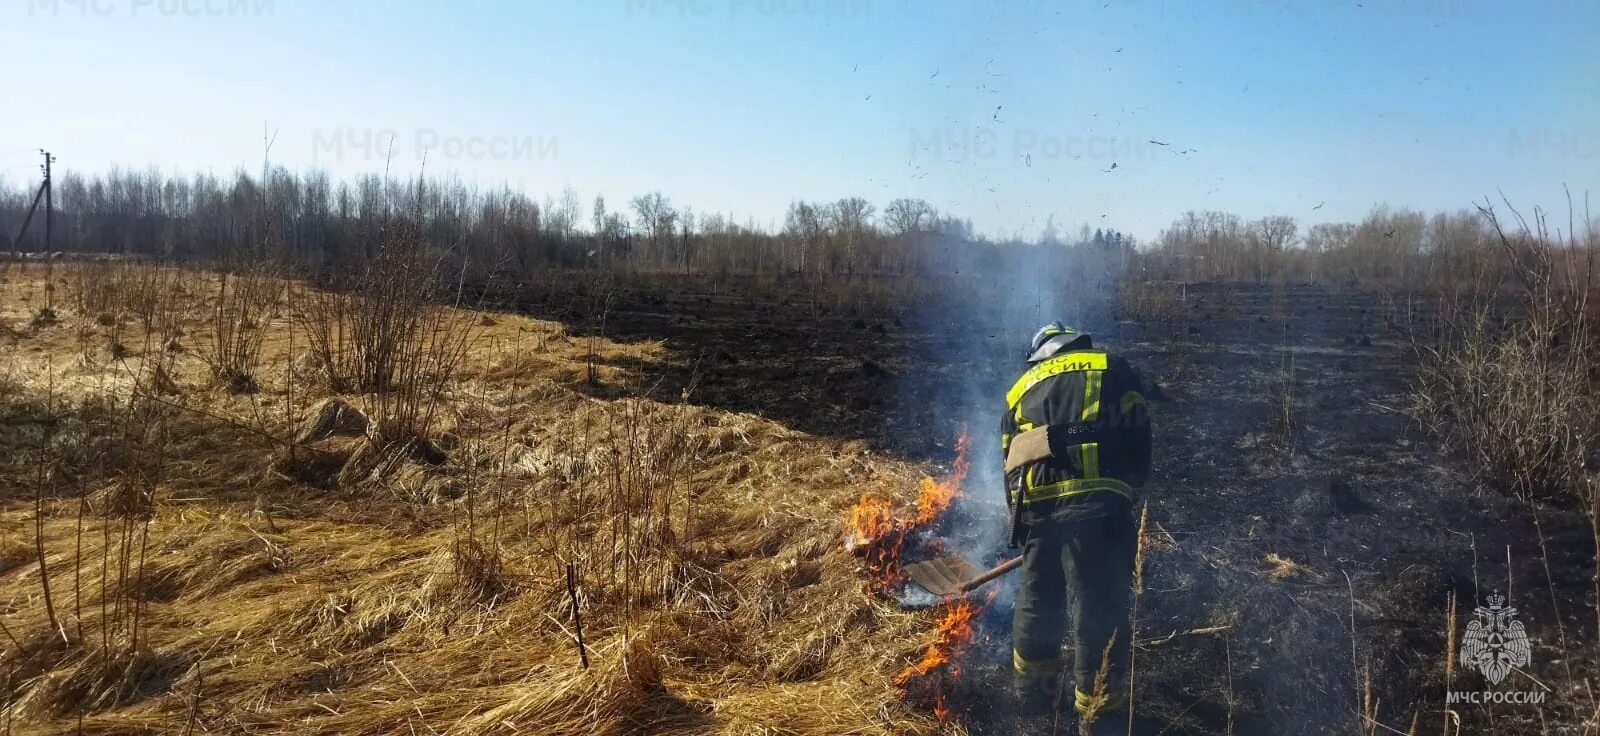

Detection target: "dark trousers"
[1011, 496, 1136, 706]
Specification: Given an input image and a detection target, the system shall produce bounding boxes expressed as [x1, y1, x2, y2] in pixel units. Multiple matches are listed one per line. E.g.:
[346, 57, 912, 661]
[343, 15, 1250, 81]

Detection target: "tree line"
[1, 167, 1588, 291]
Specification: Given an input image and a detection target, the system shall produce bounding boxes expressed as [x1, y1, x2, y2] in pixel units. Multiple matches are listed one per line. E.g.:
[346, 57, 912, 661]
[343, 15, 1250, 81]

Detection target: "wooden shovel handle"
[959, 556, 1024, 593]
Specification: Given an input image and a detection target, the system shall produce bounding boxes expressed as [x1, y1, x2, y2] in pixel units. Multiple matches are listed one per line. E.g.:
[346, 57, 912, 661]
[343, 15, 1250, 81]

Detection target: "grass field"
[0, 260, 1595, 735]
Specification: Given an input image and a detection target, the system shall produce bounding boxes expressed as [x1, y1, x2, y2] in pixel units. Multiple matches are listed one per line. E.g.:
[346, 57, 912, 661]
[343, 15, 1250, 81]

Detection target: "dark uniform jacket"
[1000, 348, 1152, 510]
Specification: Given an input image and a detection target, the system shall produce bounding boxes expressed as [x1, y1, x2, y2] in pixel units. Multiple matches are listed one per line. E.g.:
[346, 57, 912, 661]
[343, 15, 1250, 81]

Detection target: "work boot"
[1014, 673, 1062, 717]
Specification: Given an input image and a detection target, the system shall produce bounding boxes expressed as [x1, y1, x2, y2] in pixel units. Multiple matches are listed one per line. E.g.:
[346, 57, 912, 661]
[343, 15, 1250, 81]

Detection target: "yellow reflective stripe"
[1001, 431, 1014, 452]
[1074, 688, 1126, 714]
[1017, 477, 1132, 504]
[1006, 351, 1109, 408]
[1081, 370, 1102, 478]
[1121, 391, 1145, 416]
[1013, 402, 1034, 433]
[1082, 370, 1102, 422]
[1014, 649, 1061, 676]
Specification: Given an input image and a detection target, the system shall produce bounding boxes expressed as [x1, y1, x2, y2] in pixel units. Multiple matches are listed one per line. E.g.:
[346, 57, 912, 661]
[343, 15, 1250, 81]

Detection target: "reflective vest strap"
[1080, 370, 1103, 479]
[1006, 351, 1110, 409]
[1080, 442, 1100, 479]
[1015, 477, 1132, 505]
[1082, 370, 1102, 423]
[1013, 401, 1034, 432]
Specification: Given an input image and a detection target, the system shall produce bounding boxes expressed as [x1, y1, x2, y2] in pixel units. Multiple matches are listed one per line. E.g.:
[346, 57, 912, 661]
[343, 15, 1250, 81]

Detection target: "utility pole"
[43, 150, 54, 253]
[9, 149, 56, 256]
[11, 180, 44, 255]
[10, 150, 54, 255]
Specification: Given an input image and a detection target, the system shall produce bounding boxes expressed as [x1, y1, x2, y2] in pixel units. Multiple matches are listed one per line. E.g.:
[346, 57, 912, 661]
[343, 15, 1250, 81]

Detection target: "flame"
[846, 492, 900, 550]
[894, 597, 985, 723]
[893, 598, 979, 687]
[843, 431, 971, 589]
[913, 432, 970, 526]
[845, 492, 909, 587]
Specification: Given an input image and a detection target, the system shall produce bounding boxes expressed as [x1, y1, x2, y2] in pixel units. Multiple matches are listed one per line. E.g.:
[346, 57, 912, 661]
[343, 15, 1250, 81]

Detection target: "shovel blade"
[904, 555, 985, 597]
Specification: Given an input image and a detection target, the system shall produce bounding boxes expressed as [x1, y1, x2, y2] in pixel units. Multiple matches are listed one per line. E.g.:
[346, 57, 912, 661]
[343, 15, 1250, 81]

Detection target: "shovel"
[904, 555, 1024, 597]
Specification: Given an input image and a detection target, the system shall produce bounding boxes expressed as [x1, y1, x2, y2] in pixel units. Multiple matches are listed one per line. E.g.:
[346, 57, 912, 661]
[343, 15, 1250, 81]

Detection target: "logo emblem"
[1459, 594, 1531, 685]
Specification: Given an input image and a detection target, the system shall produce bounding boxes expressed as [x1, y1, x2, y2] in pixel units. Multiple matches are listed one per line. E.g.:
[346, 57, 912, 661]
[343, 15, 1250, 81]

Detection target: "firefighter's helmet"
[1026, 322, 1092, 363]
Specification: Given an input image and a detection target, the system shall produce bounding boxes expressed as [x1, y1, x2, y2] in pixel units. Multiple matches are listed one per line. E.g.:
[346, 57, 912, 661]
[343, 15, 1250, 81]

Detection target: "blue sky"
[2, 0, 1595, 241]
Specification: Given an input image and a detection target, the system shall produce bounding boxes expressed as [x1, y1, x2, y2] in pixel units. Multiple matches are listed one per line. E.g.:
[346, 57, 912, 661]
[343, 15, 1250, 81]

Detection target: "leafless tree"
[630, 192, 677, 264]
[831, 197, 875, 233]
[884, 198, 935, 236]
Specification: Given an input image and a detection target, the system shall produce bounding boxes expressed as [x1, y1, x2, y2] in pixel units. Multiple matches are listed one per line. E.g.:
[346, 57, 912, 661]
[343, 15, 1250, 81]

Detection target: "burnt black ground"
[508, 277, 1597, 735]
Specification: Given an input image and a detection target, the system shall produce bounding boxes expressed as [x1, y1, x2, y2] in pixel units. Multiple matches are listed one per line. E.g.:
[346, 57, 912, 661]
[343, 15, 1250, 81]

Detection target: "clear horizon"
[2, 0, 1596, 243]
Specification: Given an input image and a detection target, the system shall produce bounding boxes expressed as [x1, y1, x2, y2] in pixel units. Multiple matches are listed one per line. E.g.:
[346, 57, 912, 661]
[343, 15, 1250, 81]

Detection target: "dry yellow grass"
[1260, 552, 1315, 583]
[0, 263, 945, 735]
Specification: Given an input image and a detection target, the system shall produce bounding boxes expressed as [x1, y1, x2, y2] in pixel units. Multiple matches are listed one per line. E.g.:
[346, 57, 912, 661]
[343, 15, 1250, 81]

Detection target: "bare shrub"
[121, 264, 183, 341]
[527, 399, 700, 617]
[198, 262, 282, 393]
[70, 261, 122, 318]
[293, 286, 355, 392]
[62, 259, 177, 342]
[1412, 199, 1600, 673]
[292, 217, 479, 464]
[1, 357, 176, 722]
[1412, 202, 1598, 501]
[368, 300, 478, 454]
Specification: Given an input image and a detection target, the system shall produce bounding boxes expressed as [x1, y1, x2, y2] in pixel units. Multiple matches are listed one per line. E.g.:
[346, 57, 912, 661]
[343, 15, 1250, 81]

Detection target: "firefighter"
[1001, 322, 1151, 729]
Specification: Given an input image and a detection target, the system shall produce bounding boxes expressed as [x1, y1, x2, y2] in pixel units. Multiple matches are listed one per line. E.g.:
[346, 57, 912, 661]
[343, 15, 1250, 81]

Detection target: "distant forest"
[3, 167, 1590, 291]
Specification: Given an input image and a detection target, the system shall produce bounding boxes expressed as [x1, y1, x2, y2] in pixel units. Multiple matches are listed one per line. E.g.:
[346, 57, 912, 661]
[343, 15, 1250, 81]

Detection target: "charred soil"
[512, 275, 1598, 734]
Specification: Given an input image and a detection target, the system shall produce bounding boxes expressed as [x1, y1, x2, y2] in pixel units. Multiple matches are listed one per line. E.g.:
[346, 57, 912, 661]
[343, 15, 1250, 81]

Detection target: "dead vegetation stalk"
[199, 262, 281, 393]
[1443, 591, 1458, 736]
[1128, 502, 1148, 736]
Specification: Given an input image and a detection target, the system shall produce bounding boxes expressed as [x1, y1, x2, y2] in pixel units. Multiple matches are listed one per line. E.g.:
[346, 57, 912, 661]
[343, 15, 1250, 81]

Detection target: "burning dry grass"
[844, 433, 970, 590]
[840, 434, 991, 725]
[0, 263, 955, 735]
[893, 598, 982, 722]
